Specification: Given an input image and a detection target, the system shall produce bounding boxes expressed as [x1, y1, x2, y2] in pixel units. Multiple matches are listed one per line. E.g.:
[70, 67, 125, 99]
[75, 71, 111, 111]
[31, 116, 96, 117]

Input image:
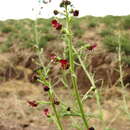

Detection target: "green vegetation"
[0, 16, 130, 66]
[99, 28, 113, 37]
[101, 15, 121, 28]
[87, 19, 98, 28]
[0, 40, 12, 53]
[103, 33, 130, 55]
[122, 56, 130, 65]
[72, 18, 85, 38]
[122, 15, 130, 29]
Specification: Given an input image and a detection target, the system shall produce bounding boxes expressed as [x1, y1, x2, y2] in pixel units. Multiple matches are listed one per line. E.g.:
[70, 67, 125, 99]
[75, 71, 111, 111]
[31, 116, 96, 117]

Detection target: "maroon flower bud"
[27, 100, 38, 107]
[67, 107, 71, 111]
[43, 86, 50, 92]
[59, 59, 69, 70]
[87, 44, 97, 51]
[54, 100, 60, 105]
[51, 20, 62, 30]
[43, 108, 50, 117]
[73, 10, 79, 16]
[53, 10, 59, 15]
[89, 127, 95, 130]
[55, 23, 62, 30]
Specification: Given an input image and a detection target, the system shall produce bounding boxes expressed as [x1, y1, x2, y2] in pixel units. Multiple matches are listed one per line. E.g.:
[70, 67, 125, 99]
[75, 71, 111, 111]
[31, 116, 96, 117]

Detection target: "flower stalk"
[34, 15, 63, 130]
[48, 88, 63, 130]
[65, 5, 89, 129]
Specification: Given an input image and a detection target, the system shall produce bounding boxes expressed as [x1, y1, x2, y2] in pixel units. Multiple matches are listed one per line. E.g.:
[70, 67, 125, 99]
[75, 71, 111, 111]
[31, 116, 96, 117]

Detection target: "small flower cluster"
[27, 73, 61, 117]
[51, 0, 79, 31]
[50, 54, 70, 70]
[27, 100, 50, 117]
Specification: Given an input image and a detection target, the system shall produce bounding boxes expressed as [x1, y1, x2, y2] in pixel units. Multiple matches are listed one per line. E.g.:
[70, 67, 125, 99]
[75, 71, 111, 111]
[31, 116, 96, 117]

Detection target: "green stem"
[65, 6, 89, 129]
[48, 90, 63, 130]
[73, 47, 104, 122]
[34, 18, 63, 130]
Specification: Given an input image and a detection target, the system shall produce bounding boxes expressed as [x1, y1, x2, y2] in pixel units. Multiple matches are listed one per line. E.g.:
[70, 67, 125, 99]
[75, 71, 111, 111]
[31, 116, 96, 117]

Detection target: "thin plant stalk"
[72, 47, 104, 121]
[34, 18, 63, 130]
[65, 6, 89, 129]
[48, 89, 64, 130]
[118, 34, 130, 119]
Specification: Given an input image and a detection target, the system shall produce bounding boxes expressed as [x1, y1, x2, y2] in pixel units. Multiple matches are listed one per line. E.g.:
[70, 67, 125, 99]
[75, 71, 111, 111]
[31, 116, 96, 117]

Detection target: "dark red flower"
[27, 100, 38, 107]
[51, 20, 62, 30]
[55, 23, 62, 30]
[89, 127, 95, 130]
[67, 107, 71, 111]
[43, 108, 50, 117]
[43, 86, 50, 92]
[59, 59, 69, 69]
[73, 10, 79, 16]
[51, 19, 58, 26]
[87, 44, 97, 51]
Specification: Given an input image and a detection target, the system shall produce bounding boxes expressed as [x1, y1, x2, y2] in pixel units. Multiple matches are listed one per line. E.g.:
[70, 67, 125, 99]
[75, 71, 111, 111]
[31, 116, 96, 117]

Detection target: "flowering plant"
[27, 0, 98, 129]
